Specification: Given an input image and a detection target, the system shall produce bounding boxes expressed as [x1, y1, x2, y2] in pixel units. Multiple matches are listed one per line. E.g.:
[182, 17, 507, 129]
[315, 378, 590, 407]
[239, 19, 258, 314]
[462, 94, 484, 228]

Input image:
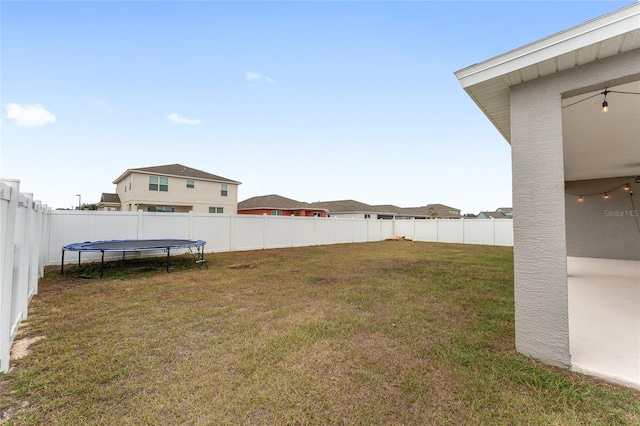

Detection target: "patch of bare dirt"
[10, 336, 45, 362]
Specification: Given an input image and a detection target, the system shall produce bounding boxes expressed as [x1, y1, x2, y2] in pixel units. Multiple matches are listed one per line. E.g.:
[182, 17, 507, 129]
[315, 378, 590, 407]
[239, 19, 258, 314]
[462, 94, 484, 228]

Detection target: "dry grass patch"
[1, 242, 639, 425]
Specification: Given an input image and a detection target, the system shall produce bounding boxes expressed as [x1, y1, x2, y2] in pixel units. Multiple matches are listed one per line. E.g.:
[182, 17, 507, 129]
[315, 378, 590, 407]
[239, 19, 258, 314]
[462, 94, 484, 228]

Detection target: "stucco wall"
[566, 177, 640, 260]
[510, 49, 640, 368]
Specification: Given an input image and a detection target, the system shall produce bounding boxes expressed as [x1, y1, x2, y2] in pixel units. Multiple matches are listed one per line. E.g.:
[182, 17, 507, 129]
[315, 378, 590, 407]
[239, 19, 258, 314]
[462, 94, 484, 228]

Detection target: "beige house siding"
[115, 169, 239, 214]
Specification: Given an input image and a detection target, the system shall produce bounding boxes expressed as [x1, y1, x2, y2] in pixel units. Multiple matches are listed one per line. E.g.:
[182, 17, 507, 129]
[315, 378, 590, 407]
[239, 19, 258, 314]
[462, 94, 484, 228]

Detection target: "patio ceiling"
[455, 3, 640, 182]
[562, 79, 640, 181]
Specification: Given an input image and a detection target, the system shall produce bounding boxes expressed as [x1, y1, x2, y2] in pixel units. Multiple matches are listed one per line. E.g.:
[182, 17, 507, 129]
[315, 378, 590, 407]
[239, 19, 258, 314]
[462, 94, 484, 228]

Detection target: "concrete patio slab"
[568, 256, 640, 389]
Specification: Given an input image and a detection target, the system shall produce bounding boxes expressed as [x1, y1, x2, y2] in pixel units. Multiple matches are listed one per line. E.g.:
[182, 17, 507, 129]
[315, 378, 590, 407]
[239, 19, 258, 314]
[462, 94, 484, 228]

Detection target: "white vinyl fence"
[47, 211, 513, 265]
[0, 179, 50, 372]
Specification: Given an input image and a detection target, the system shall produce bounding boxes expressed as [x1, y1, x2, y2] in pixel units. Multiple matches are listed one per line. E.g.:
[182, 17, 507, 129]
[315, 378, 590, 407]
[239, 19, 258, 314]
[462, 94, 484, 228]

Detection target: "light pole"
[76, 194, 81, 210]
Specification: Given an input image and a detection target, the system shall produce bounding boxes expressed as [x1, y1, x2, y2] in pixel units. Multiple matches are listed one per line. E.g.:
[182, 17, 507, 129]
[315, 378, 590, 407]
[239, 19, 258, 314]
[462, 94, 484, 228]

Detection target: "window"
[209, 207, 224, 214]
[364, 214, 371, 219]
[186, 180, 195, 189]
[313, 212, 322, 217]
[221, 183, 228, 196]
[149, 176, 168, 191]
[148, 206, 174, 212]
[271, 210, 282, 216]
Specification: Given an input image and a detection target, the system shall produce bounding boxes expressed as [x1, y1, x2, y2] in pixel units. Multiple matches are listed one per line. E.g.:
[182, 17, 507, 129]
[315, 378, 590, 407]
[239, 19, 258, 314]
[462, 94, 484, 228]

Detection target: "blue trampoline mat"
[63, 239, 206, 251]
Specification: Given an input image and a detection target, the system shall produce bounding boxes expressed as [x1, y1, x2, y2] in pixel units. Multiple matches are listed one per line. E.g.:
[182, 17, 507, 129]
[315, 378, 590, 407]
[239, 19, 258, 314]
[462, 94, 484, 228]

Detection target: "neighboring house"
[99, 164, 241, 213]
[456, 3, 639, 387]
[96, 193, 121, 211]
[476, 211, 510, 219]
[309, 200, 398, 219]
[423, 204, 462, 219]
[238, 194, 328, 217]
[496, 207, 513, 217]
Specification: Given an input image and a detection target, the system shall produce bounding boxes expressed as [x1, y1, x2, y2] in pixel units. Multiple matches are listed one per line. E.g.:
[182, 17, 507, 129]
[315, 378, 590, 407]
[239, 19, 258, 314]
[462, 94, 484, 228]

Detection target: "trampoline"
[61, 239, 207, 278]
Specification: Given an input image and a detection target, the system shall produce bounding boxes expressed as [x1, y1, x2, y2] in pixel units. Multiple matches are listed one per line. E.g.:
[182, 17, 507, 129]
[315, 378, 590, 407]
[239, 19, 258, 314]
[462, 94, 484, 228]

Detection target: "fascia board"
[455, 3, 640, 88]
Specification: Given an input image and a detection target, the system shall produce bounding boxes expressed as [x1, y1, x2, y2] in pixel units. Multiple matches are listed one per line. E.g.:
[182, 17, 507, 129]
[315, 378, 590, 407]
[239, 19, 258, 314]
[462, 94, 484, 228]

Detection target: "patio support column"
[510, 82, 570, 367]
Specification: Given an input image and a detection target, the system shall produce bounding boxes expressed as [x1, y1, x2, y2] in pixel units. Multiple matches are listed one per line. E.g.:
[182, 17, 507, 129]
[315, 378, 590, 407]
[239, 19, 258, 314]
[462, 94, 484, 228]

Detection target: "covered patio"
[456, 3, 640, 387]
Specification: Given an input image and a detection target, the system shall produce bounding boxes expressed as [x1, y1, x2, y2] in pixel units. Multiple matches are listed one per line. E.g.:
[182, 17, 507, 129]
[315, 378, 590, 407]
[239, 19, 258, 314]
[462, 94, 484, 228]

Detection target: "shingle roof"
[238, 194, 315, 210]
[423, 204, 461, 219]
[99, 193, 121, 203]
[113, 164, 240, 184]
[478, 211, 510, 219]
[309, 199, 383, 213]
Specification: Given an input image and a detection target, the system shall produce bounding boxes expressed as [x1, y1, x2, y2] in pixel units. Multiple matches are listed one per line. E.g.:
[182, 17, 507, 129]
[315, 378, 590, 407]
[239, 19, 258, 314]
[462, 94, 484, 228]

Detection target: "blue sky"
[1, 1, 635, 213]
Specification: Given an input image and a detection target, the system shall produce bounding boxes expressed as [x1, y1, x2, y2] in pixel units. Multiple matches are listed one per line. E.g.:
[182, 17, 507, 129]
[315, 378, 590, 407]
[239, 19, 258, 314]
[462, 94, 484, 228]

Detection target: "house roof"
[454, 3, 640, 143]
[497, 207, 513, 213]
[113, 164, 241, 185]
[478, 211, 510, 219]
[238, 194, 324, 211]
[309, 199, 396, 214]
[99, 193, 121, 204]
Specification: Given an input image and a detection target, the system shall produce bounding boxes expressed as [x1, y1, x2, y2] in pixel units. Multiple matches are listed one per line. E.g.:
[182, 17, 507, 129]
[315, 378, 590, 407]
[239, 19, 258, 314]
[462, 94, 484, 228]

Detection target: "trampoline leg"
[78, 252, 81, 267]
[166, 249, 170, 273]
[61, 249, 65, 274]
[100, 251, 105, 279]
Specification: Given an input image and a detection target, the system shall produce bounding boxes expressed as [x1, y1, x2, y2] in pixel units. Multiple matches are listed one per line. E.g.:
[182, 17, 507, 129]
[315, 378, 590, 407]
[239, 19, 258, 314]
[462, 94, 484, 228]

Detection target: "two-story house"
[97, 164, 241, 213]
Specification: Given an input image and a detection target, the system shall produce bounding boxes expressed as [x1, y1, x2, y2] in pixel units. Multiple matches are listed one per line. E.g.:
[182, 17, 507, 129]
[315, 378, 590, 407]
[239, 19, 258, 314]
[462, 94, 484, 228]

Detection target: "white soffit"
[454, 3, 640, 143]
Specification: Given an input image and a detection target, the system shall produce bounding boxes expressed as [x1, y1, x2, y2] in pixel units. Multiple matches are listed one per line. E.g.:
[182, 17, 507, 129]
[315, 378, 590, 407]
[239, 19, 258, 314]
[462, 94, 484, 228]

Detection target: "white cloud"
[167, 112, 201, 125]
[5, 103, 56, 127]
[245, 71, 275, 84]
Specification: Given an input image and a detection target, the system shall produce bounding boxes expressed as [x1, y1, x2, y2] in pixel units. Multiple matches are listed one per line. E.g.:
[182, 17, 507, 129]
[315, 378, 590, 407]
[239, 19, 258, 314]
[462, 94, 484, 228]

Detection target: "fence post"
[229, 215, 235, 252]
[12, 194, 30, 325]
[314, 216, 318, 246]
[189, 210, 194, 240]
[392, 217, 396, 239]
[137, 210, 144, 239]
[263, 214, 268, 249]
[39, 205, 50, 277]
[435, 218, 439, 242]
[0, 179, 19, 373]
[461, 217, 465, 244]
[492, 217, 496, 246]
[29, 200, 42, 298]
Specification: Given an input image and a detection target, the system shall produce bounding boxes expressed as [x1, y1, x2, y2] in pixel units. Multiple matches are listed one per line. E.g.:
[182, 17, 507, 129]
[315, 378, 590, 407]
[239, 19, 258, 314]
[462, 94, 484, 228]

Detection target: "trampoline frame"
[61, 239, 207, 278]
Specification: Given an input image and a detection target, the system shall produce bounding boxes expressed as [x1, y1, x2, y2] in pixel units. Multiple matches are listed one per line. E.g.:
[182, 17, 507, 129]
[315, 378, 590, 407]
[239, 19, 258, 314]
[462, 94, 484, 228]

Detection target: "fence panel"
[367, 220, 383, 242]
[293, 217, 317, 247]
[141, 212, 191, 240]
[494, 219, 514, 246]
[49, 211, 139, 264]
[414, 220, 438, 242]
[232, 215, 265, 251]
[394, 220, 415, 240]
[12, 194, 28, 328]
[335, 219, 355, 244]
[463, 219, 494, 245]
[436, 220, 464, 244]
[192, 214, 231, 252]
[316, 218, 337, 245]
[0, 180, 18, 373]
[266, 216, 294, 249]
[352, 219, 370, 243]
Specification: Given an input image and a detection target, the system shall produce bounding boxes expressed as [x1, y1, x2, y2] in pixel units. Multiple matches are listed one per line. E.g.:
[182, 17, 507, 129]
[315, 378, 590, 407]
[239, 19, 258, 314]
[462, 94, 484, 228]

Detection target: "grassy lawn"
[1, 241, 639, 424]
